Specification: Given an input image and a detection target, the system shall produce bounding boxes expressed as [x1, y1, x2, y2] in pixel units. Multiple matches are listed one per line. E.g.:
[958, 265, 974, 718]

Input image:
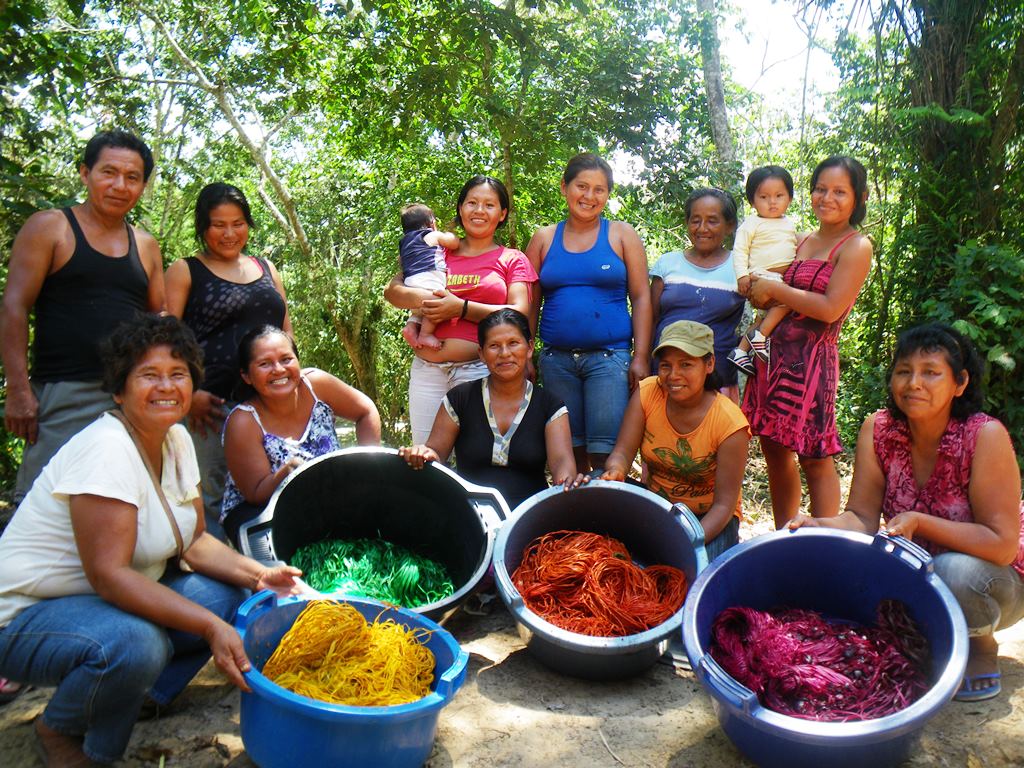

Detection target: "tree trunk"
[696, 0, 739, 189]
[501, 139, 517, 249]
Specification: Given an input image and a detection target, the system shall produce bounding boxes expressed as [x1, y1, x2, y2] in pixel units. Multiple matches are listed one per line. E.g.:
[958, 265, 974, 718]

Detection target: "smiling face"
[751, 177, 792, 219]
[656, 347, 713, 407]
[687, 196, 733, 257]
[811, 166, 858, 227]
[561, 168, 610, 223]
[202, 202, 250, 261]
[889, 349, 968, 424]
[79, 146, 147, 219]
[458, 183, 508, 241]
[479, 322, 532, 382]
[114, 344, 193, 431]
[241, 332, 302, 399]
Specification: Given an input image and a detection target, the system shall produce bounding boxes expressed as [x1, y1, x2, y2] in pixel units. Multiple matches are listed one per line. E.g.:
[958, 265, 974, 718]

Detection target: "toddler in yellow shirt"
[728, 165, 797, 375]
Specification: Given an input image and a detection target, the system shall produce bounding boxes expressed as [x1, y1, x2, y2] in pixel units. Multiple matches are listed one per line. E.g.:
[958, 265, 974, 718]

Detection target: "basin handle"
[235, 589, 278, 632]
[435, 650, 470, 698]
[671, 502, 706, 550]
[468, 489, 508, 530]
[872, 532, 933, 572]
[702, 655, 756, 713]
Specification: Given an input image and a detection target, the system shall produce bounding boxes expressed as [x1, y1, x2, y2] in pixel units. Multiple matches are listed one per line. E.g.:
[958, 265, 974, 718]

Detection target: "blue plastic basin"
[493, 481, 708, 679]
[681, 529, 969, 768]
[235, 591, 469, 768]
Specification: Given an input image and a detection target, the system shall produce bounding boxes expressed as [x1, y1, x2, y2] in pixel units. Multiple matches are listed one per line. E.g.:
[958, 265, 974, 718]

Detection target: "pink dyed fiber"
[709, 600, 930, 721]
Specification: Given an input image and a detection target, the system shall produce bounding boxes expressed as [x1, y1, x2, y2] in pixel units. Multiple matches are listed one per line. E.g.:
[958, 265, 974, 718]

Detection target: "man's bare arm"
[134, 228, 165, 313]
[1, 210, 64, 442]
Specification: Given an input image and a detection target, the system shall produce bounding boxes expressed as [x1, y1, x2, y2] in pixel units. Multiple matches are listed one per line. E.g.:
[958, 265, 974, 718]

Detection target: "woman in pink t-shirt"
[385, 175, 537, 443]
[792, 323, 1024, 703]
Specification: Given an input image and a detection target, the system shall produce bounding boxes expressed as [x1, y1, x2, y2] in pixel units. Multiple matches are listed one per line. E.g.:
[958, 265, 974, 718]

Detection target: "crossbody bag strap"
[107, 410, 185, 560]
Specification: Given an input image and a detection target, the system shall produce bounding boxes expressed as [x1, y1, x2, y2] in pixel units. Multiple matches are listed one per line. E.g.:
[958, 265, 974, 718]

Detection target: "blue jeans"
[933, 552, 1024, 637]
[539, 347, 631, 455]
[0, 567, 246, 763]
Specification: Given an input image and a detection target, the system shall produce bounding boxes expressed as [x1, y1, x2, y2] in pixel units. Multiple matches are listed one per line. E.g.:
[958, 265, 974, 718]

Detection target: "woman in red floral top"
[792, 322, 1024, 702]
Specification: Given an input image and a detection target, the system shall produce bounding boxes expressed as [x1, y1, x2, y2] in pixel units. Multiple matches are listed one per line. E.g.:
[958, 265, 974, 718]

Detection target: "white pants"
[408, 356, 488, 444]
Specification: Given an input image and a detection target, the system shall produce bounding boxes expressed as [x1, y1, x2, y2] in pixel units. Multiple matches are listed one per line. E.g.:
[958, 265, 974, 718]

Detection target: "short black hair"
[562, 152, 614, 191]
[811, 155, 868, 226]
[745, 165, 794, 204]
[886, 322, 985, 421]
[454, 175, 510, 229]
[82, 130, 155, 182]
[401, 203, 435, 233]
[194, 183, 255, 246]
[477, 308, 532, 347]
[101, 315, 203, 395]
[684, 187, 738, 226]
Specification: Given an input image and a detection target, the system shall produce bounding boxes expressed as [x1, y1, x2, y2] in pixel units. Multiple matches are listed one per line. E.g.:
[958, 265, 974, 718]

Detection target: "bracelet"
[460, 299, 469, 319]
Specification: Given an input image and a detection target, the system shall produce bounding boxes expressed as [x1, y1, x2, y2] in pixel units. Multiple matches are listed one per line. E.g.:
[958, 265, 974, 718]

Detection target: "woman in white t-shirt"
[0, 315, 301, 767]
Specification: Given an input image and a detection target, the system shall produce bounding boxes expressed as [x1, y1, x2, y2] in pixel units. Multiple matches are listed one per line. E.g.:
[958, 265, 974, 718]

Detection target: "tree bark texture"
[697, 0, 739, 188]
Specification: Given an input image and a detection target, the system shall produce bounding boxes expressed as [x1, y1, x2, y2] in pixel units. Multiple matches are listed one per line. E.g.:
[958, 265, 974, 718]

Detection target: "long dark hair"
[811, 156, 868, 227]
[237, 325, 299, 373]
[454, 175, 510, 229]
[194, 182, 255, 246]
[477, 308, 532, 346]
[886, 322, 984, 421]
[562, 152, 613, 190]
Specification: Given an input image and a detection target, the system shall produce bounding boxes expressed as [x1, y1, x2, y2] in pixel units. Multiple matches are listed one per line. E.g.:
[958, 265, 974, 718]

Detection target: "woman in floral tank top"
[221, 326, 382, 546]
[792, 323, 1024, 703]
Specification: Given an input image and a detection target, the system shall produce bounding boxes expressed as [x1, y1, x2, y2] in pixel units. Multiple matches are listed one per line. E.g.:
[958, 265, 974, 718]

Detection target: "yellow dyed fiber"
[262, 600, 435, 706]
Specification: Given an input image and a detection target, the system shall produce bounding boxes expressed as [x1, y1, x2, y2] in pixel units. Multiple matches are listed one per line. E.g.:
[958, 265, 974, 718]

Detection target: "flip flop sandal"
[953, 672, 1001, 702]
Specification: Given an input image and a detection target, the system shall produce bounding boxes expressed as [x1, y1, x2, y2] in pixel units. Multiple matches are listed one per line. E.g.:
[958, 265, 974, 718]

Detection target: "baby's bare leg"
[417, 317, 442, 350]
[402, 320, 422, 349]
[758, 305, 789, 337]
[414, 337, 481, 363]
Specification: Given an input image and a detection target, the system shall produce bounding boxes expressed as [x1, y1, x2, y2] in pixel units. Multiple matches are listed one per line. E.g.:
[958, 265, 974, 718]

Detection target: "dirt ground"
[1, 455, 1022, 768]
[0, 588, 1021, 767]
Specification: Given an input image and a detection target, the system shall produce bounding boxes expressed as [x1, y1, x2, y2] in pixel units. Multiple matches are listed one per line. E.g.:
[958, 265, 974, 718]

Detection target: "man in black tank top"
[1, 130, 166, 502]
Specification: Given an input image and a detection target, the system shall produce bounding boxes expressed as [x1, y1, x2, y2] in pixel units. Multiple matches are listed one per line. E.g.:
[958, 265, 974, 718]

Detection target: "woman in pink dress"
[792, 323, 1024, 702]
[742, 156, 873, 527]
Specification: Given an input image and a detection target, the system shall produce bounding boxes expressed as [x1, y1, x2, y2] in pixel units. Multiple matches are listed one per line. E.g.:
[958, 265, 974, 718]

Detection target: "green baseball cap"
[653, 320, 715, 358]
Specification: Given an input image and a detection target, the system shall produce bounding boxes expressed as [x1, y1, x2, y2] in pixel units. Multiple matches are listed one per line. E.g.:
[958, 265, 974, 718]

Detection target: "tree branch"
[142, 10, 312, 258]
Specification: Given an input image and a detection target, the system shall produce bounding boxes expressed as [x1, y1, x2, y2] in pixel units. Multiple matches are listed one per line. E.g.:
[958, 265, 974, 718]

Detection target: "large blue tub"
[681, 529, 969, 768]
[493, 481, 708, 679]
[235, 591, 469, 768]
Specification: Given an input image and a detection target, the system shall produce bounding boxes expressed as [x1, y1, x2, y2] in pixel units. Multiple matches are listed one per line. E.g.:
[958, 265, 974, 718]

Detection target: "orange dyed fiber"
[511, 530, 688, 637]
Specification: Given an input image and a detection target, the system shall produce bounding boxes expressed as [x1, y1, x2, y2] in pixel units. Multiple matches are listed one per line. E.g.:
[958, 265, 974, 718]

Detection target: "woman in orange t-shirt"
[603, 320, 750, 561]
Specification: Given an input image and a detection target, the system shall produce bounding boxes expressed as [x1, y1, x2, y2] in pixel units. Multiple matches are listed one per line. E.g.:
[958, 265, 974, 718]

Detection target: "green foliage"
[916, 241, 1024, 446]
[0, 0, 713, 451]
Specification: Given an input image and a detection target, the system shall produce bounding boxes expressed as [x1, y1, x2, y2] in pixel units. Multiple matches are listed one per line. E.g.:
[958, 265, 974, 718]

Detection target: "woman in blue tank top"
[526, 153, 652, 473]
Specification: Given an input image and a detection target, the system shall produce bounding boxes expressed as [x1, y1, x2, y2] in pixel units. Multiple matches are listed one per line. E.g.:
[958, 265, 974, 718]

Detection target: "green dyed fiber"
[291, 538, 455, 607]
